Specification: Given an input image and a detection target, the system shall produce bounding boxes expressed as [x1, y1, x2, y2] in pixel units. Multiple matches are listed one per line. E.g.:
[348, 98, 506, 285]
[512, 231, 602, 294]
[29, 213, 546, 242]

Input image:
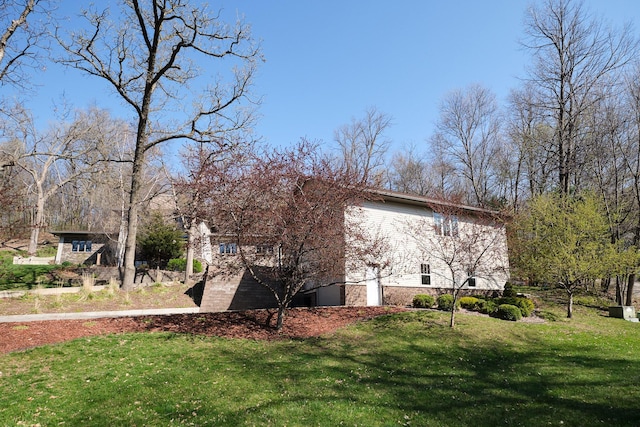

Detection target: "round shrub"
[167, 258, 204, 273]
[497, 296, 535, 317]
[496, 304, 522, 321]
[437, 294, 459, 311]
[412, 294, 435, 308]
[514, 297, 534, 317]
[476, 299, 497, 315]
[459, 296, 480, 310]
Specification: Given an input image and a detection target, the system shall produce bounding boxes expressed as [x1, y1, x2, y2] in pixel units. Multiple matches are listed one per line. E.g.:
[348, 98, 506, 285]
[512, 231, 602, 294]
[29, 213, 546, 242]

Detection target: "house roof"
[50, 230, 113, 237]
[368, 188, 502, 216]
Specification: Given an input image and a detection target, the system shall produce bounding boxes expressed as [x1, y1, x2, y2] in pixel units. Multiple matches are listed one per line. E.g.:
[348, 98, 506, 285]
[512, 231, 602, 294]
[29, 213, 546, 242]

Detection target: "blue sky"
[14, 0, 640, 156]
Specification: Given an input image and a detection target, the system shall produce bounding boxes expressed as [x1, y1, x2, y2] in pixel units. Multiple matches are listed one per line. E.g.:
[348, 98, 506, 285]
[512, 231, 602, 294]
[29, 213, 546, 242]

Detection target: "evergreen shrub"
[502, 282, 517, 297]
[459, 296, 480, 310]
[167, 258, 203, 273]
[476, 299, 498, 315]
[498, 296, 534, 317]
[412, 294, 435, 308]
[496, 304, 522, 321]
[437, 294, 458, 311]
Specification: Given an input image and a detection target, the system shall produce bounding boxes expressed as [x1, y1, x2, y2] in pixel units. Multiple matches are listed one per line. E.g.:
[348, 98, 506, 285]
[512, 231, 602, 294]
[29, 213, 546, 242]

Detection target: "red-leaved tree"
[192, 140, 384, 330]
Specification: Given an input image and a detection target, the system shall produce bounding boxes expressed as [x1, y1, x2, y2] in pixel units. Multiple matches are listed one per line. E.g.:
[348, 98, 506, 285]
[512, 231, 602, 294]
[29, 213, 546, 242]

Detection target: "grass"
[0, 247, 71, 291]
[0, 281, 196, 315]
[1, 296, 640, 426]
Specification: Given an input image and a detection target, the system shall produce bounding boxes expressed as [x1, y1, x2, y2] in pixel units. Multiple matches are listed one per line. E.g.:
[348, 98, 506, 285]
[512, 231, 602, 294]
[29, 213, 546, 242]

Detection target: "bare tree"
[333, 107, 392, 186]
[0, 105, 112, 254]
[430, 84, 503, 207]
[0, 138, 26, 239]
[522, 0, 638, 194]
[0, 0, 49, 88]
[386, 145, 431, 196]
[196, 140, 382, 330]
[505, 84, 557, 208]
[406, 200, 509, 328]
[615, 64, 640, 304]
[170, 143, 233, 282]
[56, 1, 262, 289]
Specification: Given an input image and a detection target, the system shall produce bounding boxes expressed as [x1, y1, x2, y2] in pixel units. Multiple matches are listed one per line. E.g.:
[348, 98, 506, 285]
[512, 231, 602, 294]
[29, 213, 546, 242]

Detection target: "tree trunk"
[625, 273, 635, 307]
[276, 305, 286, 331]
[121, 201, 139, 290]
[121, 145, 146, 290]
[116, 216, 127, 268]
[566, 291, 573, 318]
[615, 276, 623, 305]
[184, 222, 196, 284]
[27, 188, 45, 255]
[449, 305, 456, 328]
[449, 290, 459, 328]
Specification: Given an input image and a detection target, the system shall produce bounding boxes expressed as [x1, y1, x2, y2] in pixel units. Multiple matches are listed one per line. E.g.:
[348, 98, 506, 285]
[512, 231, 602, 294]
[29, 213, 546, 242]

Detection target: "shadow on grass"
[206, 311, 640, 426]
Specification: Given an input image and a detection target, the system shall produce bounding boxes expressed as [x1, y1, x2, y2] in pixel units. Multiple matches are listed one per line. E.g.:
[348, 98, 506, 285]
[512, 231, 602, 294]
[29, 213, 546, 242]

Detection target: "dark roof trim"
[368, 188, 500, 215]
[50, 230, 112, 236]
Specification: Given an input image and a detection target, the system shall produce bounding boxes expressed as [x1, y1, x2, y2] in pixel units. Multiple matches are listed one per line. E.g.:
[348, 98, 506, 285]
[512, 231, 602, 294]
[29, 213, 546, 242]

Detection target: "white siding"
[345, 199, 509, 293]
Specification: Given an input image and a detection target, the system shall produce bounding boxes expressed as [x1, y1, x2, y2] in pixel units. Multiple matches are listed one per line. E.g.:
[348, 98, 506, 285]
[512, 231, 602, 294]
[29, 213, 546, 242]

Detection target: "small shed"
[50, 231, 115, 266]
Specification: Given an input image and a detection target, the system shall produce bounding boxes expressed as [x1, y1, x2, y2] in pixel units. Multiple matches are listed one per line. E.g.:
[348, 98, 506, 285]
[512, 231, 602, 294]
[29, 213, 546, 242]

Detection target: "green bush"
[459, 296, 480, 310]
[515, 297, 535, 317]
[498, 296, 535, 317]
[166, 258, 203, 273]
[412, 294, 435, 308]
[502, 282, 517, 297]
[476, 299, 498, 315]
[496, 304, 522, 321]
[437, 294, 459, 311]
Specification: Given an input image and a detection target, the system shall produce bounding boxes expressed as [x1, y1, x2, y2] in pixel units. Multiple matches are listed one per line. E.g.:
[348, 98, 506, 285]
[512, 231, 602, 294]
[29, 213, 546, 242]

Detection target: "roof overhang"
[366, 188, 503, 217]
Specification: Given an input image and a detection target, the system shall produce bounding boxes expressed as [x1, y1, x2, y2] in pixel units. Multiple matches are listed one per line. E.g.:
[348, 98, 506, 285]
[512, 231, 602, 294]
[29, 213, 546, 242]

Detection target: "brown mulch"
[0, 306, 406, 354]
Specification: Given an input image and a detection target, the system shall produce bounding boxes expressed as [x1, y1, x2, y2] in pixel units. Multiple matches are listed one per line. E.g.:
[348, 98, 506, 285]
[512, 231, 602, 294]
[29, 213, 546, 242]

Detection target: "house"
[199, 188, 510, 311]
[311, 189, 510, 307]
[50, 231, 116, 266]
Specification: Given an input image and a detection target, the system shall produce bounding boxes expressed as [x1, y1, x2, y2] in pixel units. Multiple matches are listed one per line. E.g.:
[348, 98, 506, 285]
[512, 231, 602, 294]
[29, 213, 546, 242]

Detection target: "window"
[72, 239, 92, 252]
[256, 244, 274, 255]
[434, 213, 459, 237]
[420, 263, 431, 285]
[219, 243, 237, 255]
[467, 271, 476, 287]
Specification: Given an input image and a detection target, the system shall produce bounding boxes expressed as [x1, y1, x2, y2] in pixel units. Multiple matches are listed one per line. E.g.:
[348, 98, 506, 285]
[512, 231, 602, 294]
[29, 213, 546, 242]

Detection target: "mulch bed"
[0, 306, 406, 354]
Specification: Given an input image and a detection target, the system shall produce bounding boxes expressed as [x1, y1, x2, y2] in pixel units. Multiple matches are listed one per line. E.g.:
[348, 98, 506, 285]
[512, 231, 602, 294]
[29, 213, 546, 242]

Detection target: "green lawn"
[0, 249, 67, 291]
[1, 303, 639, 426]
